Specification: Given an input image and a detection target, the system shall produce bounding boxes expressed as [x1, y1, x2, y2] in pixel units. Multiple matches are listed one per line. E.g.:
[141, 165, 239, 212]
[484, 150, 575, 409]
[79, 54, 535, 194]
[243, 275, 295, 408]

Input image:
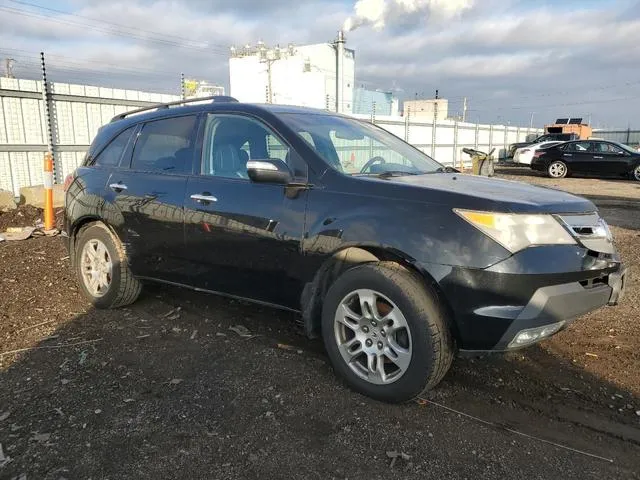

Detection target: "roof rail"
[110, 95, 239, 122]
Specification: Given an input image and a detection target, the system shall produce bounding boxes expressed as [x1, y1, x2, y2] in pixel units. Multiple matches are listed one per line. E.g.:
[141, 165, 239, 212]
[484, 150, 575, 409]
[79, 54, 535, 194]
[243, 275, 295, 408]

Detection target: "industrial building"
[229, 32, 399, 115]
[403, 98, 449, 120]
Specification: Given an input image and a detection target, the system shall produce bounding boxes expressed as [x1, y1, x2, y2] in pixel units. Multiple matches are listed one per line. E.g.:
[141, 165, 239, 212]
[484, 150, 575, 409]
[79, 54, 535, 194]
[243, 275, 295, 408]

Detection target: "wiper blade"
[433, 166, 459, 173]
[377, 170, 420, 178]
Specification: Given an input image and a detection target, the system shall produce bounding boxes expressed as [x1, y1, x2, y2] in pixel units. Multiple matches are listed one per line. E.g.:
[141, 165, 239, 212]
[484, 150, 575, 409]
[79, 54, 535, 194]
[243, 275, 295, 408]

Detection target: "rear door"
[591, 142, 630, 175]
[182, 113, 309, 308]
[106, 114, 198, 280]
[560, 141, 593, 173]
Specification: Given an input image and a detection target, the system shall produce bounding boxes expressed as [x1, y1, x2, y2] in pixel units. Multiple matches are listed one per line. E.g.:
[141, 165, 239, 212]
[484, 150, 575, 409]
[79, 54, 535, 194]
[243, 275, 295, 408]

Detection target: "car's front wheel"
[74, 222, 142, 309]
[548, 160, 568, 178]
[321, 262, 454, 403]
[632, 164, 640, 182]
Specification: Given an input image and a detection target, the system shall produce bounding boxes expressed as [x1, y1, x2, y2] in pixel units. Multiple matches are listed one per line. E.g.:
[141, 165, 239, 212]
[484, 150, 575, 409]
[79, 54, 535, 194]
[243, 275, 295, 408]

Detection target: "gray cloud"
[1, 0, 638, 127]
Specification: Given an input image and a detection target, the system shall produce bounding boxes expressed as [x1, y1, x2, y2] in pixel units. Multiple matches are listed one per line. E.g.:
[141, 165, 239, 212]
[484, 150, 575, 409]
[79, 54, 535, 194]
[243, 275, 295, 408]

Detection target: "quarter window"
[131, 116, 197, 173]
[94, 126, 135, 167]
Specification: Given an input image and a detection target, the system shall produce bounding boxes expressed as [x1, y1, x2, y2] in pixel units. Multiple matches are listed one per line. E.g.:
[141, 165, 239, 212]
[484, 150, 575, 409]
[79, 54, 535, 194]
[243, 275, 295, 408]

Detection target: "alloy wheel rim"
[549, 162, 566, 178]
[634, 165, 640, 181]
[334, 289, 412, 385]
[81, 239, 112, 297]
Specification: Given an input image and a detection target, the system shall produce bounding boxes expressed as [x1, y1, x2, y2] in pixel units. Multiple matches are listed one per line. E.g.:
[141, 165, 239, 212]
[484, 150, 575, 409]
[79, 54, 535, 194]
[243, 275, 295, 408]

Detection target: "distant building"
[185, 79, 225, 99]
[353, 88, 399, 116]
[229, 40, 355, 113]
[403, 99, 449, 120]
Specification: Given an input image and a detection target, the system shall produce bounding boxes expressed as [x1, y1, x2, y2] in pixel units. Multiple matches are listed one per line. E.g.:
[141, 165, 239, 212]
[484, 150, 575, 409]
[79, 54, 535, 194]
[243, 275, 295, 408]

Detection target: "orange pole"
[44, 152, 54, 231]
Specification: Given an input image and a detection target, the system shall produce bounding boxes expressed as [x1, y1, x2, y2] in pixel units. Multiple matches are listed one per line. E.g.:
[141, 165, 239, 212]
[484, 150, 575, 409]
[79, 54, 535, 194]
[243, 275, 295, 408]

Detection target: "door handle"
[190, 193, 218, 204]
[593, 156, 603, 159]
[563, 154, 572, 157]
[109, 182, 128, 192]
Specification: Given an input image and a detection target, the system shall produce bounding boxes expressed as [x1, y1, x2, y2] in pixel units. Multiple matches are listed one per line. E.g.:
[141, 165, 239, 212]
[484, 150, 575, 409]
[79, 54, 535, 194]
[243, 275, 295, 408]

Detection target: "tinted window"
[131, 116, 197, 173]
[202, 114, 307, 181]
[594, 142, 624, 154]
[564, 141, 591, 152]
[94, 126, 135, 167]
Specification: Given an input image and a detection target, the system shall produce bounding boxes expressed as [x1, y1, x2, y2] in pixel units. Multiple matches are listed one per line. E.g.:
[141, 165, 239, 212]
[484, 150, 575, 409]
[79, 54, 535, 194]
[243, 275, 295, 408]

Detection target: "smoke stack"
[336, 30, 346, 113]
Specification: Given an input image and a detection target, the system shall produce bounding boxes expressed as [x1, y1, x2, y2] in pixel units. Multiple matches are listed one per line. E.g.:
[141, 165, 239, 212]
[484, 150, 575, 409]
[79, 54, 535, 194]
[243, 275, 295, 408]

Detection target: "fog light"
[508, 321, 566, 349]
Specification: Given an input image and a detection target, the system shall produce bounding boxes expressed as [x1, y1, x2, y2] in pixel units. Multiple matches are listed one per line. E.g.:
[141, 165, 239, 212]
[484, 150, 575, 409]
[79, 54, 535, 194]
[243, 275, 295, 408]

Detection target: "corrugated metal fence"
[0, 77, 179, 195]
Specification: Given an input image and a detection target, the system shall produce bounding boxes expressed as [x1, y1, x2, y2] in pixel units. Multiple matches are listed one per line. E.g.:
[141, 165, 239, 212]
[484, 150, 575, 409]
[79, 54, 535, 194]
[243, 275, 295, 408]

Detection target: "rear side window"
[131, 115, 198, 173]
[93, 126, 135, 167]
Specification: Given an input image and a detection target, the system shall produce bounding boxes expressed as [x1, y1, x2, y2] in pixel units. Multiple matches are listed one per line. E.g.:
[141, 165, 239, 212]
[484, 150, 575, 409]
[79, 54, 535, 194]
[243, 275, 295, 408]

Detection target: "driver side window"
[201, 114, 307, 181]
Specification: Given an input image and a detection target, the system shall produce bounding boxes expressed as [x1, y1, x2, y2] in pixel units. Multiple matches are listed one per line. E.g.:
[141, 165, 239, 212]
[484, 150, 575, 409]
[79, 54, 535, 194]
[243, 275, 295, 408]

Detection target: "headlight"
[455, 209, 576, 253]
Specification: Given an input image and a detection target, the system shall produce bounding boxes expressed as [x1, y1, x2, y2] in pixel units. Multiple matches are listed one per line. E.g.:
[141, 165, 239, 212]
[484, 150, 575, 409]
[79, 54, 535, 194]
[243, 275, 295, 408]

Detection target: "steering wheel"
[360, 156, 386, 174]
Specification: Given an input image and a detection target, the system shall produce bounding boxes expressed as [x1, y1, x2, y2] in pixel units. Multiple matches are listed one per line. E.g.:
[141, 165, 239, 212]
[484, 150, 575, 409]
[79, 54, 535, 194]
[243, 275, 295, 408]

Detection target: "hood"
[366, 173, 596, 214]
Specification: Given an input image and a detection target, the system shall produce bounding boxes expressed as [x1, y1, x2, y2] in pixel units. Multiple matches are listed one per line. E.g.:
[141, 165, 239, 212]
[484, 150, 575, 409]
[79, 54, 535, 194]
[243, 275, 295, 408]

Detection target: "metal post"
[40, 52, 55, 179]
[335, 30, 345, 114]
[503, 126, 508, 160]
[325, 94, 330, 111]
[431, 102, 438, 158]
[489, 125, 494, 153]
[462, 97, 467, 122]
[180, 72, 185, 100]
[405, 107, 410, 142]
[371, 101, 376, 124]
[453, 120, 459, 169]
[474, 121, 479, 150]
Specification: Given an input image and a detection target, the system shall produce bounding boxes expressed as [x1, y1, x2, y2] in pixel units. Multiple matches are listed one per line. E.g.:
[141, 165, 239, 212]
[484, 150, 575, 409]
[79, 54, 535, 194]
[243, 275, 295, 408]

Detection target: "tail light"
[63, 173, 74, 191]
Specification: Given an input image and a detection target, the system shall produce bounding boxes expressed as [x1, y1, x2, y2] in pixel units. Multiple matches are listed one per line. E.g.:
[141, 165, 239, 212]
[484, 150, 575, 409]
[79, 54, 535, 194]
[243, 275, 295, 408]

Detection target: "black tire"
[321, 262, 454, 403]
[74, 222, 142, 309]
[631, 163, 640, 182]
[547, 160, 568, 178]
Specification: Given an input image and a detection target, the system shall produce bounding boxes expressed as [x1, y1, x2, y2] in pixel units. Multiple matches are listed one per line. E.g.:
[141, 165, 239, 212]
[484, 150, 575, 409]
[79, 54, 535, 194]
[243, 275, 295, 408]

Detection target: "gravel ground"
[1, 174, 639, 479]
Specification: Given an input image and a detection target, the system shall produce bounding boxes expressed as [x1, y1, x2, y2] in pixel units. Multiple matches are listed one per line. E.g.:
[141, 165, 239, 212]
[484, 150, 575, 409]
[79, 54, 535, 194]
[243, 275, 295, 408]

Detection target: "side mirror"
[247, 159, 292, 184]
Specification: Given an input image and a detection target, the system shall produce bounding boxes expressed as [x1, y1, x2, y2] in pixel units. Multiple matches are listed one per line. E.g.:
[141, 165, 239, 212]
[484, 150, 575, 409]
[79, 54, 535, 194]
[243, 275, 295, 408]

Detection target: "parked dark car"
[508, 133, 579, 158]
[530, 140, 640, 181]
[62, 97, 627, 403]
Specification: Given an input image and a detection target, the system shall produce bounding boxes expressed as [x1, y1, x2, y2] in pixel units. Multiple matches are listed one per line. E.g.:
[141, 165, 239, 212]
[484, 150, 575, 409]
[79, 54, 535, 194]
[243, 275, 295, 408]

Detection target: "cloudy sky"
[1, 0, 639, 128]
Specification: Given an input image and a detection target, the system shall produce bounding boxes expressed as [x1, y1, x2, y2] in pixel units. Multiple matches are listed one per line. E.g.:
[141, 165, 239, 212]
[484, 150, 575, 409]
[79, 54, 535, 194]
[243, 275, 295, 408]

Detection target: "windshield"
[280, 113, 443, 176]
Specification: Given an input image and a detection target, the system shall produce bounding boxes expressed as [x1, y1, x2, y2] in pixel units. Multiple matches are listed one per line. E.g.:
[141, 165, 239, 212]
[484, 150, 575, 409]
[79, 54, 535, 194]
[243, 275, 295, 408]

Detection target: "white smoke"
[343, 0, 474, 32]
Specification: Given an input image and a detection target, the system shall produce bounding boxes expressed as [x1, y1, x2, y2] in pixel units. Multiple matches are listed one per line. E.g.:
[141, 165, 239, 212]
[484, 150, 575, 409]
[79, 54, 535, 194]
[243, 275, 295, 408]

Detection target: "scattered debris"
[386, 450, 411, 468]
[123, 398, 135, 403]
[0, 226, 35, 241]
[585, 353, 599, 358]
[30, 433, 51, 443]
[78, 351, 88, 365]
[0, 338, 103, 357]
[0, 411, 10, 422]
[276, 343, 303, 354]
[229, 325, 251, 338]
[190, 329, 198, 340]
[169, 379, 183, 385]
[60, 379, 70, 385]
[636, 410, 640, 417]
[15, 319, 57, 333]
[162, 307, 182, 320]
[136, 334, 151, 340]
[216, 332, 227, 337]
[94, 409, 102, 414]
[0, 442, 8, 466]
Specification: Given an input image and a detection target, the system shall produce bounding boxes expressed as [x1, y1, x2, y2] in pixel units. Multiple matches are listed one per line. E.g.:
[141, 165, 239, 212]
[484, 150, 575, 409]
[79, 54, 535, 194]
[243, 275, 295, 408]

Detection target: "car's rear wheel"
[632, 164, 640, 182]
[548, 160, 568, 178]
[75, 222, 142, 309]
[321, 262, 454, 403]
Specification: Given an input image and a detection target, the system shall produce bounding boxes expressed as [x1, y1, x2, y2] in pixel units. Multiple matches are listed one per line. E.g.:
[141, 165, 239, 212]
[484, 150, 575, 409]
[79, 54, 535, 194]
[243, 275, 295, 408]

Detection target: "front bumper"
[423, 245, 626, 352]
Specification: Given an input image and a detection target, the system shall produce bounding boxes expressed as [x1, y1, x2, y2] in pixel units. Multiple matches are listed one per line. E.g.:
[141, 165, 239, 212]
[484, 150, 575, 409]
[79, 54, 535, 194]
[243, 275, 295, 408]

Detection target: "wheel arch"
[300, 245, 460, 344]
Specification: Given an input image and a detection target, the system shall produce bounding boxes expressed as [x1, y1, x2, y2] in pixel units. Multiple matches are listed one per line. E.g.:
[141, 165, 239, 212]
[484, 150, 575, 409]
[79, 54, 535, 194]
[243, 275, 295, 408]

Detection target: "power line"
[0, 5, 230, 55]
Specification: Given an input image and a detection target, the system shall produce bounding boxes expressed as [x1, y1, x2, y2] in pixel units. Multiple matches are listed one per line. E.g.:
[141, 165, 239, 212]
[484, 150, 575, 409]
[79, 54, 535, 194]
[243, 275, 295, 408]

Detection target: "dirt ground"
[1, 172, 639, 479]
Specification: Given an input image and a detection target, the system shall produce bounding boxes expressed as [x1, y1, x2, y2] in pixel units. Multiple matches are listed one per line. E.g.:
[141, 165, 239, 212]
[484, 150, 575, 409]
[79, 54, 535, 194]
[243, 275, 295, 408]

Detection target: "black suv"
[63, 97, 626, 403]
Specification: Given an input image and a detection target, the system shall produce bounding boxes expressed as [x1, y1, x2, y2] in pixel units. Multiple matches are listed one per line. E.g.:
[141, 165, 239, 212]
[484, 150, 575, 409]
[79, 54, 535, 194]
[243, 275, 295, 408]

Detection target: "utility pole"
[259, 42, 282, 104]
[334, 30, 346, 113]
[462, 97, 468, 122]
[529, 112, 535, 129]
[4, 58, 15, 78]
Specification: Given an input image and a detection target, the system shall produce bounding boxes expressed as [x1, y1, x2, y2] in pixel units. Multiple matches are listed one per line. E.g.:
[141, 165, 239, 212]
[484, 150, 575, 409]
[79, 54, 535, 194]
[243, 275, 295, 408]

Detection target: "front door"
[591, 141, 631, 175]
[107, 114, 198, 280]
[562, 141, 594, 173]
[183, 113, 309, 309]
